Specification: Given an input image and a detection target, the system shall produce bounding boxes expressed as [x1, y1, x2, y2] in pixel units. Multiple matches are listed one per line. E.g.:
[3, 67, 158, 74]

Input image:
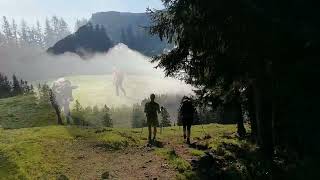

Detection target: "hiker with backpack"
[178, 96, 197, 144]
[52, 78, 78, 124]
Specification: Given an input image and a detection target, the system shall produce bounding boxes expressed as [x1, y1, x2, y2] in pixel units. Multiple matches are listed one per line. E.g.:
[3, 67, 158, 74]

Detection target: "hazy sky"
[0, 0, 163, 28]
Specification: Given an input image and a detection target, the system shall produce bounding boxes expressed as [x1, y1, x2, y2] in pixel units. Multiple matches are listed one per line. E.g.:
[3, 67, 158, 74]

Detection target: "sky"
[0, 0, 163, 29]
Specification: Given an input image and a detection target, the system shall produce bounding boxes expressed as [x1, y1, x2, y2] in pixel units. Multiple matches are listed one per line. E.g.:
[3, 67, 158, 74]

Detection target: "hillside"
[0, 124, 251, 179]
[1, 124, 310, 180]
[0, 95, 314, 179]
[0, 95, 56, 129]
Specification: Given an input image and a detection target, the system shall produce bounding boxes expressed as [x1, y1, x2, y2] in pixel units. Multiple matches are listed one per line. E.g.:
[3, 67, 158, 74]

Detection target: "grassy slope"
[1, 96, 311, 179]
[0, 126, 141, 179]
[0, 95, 256, 179]
[0, 93, 137, 129]
[0, 95, 56, 129]
[0, 124, 241, 179]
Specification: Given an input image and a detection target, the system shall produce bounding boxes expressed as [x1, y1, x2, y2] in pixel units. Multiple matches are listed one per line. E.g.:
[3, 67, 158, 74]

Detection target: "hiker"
[179, 96, 196, 144]
[112, 67, 126, 96]
[52, 78, 77, 124]
[144, 94, 161, 143]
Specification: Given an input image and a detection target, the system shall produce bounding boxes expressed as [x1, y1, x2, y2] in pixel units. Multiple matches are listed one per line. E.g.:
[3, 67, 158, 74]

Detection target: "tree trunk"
[247, 83, 258, 140]
[254, 78, 274, 159]
[236, 101, 246, 138]
[54, 104, 63, 125]
[49, 90, 63, 125]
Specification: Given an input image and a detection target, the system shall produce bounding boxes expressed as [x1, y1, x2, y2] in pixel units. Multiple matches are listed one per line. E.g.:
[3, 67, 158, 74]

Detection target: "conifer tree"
[102, 105, 113, 127]
[0, 73, 12, 98]
[44, 18, 54, 47]
[12, 74, 22, 96]
[35, 21, 44, 48]
[72, 100, 85, 125]
[20, 20, 29, 45]
[160, 107, 171, 127]
[11, 19, 18, 45]
[2, 16, 12, 43]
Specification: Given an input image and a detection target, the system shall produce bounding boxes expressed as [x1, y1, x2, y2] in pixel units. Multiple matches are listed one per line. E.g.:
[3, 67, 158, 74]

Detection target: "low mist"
[0, 43, 193, 107]
[1, 43, 165, 80]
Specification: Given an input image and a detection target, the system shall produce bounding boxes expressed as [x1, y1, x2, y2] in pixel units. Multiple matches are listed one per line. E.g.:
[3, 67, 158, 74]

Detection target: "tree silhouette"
[149, 0, 320, 158]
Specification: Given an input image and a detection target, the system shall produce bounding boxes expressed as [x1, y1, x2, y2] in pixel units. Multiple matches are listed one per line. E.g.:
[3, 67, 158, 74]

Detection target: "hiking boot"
[186, 138, 190, 144]
[183, 135, 186, 140]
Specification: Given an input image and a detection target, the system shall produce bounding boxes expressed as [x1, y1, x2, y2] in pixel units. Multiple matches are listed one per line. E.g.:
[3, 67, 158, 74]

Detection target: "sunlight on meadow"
[46, 74, 193, 108]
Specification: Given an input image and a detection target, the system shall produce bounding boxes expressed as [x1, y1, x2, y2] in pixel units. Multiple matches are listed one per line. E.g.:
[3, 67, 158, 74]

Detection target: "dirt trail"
[59, 139, 177, 180]
[54, 132, 206, 180]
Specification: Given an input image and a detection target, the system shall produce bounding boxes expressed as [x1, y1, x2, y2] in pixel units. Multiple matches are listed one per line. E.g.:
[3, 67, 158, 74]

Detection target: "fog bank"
[0, 43, 194, 107]
[0, 43, 166, 80]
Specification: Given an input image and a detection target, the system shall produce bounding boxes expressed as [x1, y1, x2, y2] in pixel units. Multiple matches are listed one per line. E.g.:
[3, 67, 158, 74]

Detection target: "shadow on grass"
[189, 142, 209, 150]
[184, 141, 273, 180]
[148, 140, 164, 148]
[184, 137, 320, 180]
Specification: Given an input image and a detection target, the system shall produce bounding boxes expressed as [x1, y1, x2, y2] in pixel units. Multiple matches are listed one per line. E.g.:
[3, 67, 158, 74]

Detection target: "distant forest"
[0, 73, 33, 99]
[0, 16, 88, 48]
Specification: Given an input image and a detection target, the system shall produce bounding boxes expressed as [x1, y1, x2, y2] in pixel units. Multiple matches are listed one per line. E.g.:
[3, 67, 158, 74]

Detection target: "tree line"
[0, 16, 88, 48]
[37, 88, 177, 129]
[0, 73, 34, 99]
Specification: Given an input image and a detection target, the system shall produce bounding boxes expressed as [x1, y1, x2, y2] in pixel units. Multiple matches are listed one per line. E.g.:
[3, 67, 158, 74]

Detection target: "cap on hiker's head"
[150, 94, 156, 100]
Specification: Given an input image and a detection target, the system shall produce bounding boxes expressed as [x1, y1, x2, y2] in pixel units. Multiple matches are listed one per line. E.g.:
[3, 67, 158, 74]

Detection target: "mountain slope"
[47, 24, 114, 58]
[48, 11, 169, 57]
[90, 11, 149, 42]
[90, 11, 169, 56]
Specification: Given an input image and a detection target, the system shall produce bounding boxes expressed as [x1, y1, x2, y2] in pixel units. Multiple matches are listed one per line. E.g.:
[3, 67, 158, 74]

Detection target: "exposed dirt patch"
[57, 140, 177, 180]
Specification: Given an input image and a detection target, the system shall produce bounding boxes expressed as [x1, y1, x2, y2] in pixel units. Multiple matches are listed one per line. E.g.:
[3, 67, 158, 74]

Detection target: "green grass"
[0, 93, 315, 180]
[0, 93, 253, 179]
[155, 148, 192, 173]
[0, 124, 242, 179]
[0, 95, 56, 129]
[0, 126, 144, 179]
[190, 149, 205, 157]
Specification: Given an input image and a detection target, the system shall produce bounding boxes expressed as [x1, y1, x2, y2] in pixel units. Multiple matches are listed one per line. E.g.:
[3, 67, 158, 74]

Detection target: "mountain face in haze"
[48, 24, 114, 58]
[49, 11, 169, 57]
[90, 11, 169, 56]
